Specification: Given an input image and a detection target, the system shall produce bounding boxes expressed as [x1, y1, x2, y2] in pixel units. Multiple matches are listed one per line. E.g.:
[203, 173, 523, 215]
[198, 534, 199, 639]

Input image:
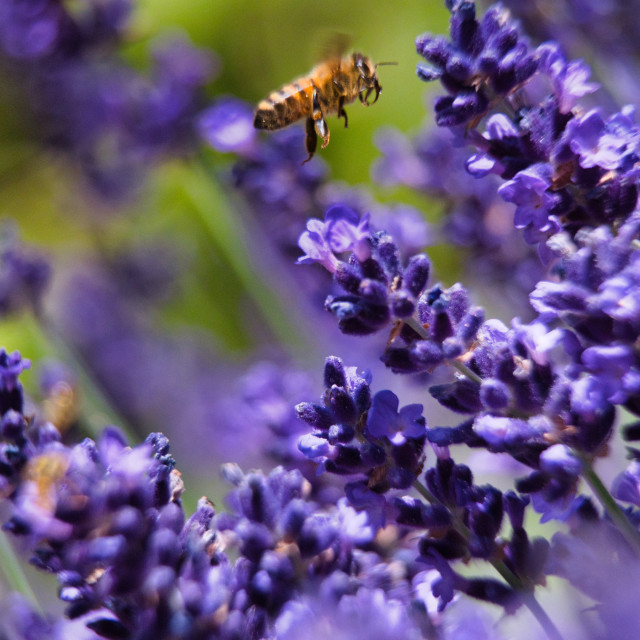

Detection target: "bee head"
[353, 53, 381, 106]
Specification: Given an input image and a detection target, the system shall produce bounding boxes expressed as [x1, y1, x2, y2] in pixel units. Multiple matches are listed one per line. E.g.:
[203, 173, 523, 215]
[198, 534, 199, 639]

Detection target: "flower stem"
[579, 454, 640, 555]
[185, 157, 307, 355]
[450, 359, 483, 385]
[519, 591, 565, 640]
[0, 530, 40, 612]
[412, 479, 564, 640]
[403, 317, 483, 384]
[26, 313, 139, 444]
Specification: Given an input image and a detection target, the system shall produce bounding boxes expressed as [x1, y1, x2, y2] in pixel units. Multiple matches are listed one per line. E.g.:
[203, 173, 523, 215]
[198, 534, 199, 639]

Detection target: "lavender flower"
[6, 1, 640, 638]
[0, 350, 457, 639]
[296, 357, 427, 498]
[373, 125, 544, 314]
[497, 0, 640, 109]
[417, 0, 636, 251]
[198, 96, 259, 156]
[0, 226, 50, 317]
[416, 1, 538, 126]
[298, 204, 431, 335]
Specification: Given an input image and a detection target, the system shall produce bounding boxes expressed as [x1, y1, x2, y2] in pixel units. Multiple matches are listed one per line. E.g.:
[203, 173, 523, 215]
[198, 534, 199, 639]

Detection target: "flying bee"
[254, 50, 394, 163]
[43, 380, 78, 434]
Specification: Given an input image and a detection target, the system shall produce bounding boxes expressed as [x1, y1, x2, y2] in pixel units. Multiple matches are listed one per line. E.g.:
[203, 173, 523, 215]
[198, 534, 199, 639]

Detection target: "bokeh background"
[0, 0, 451, 505]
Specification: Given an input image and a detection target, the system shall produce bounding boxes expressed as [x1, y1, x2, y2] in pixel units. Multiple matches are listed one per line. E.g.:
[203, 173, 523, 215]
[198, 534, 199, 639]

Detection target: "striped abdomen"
[254, 78, 314, 131]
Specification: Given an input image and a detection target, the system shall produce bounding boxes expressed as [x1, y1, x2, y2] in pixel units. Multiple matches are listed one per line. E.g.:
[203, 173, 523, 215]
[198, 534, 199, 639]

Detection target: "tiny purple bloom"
[538, 43, 598, 114]
[473, 415, 539, 452]
[612, 460, 640, 507]
[324, 204, 372, 262]
[297, 219, 341, 273]
[198, 97, 257, 155]
[539, 444, 582, 477]
[566, 108, 640, 171]
[498, 164, 555, 231]
[366, 390, 425, 445]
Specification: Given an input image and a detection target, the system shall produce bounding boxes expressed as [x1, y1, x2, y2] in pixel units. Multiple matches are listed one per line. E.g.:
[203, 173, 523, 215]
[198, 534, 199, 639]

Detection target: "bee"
[22, 451, 70, 514]
[43, 380, 78, 434]
[254, 49, 392, 163]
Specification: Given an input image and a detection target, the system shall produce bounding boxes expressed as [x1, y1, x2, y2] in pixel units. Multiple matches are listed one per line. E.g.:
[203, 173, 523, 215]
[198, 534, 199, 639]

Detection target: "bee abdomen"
[254, 83, 311, 130]
[254, 100, 283, 130]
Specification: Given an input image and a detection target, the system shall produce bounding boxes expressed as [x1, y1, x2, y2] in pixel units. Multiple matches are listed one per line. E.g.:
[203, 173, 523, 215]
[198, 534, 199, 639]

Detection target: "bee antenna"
[376, 61, 398, 67]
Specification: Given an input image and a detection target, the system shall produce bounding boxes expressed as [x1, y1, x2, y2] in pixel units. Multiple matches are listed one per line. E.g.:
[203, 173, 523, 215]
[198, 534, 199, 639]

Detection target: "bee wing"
[317, 32, 351, 67]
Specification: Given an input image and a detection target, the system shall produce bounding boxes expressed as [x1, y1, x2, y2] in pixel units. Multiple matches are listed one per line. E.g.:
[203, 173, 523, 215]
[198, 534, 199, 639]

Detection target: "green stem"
[579, 454, 640, 555]
[25, 313, 139, 444]
[412, 479, 564, 640]
[404, 316, 430, 340]
[404, 317, 483, 384]
[450, 359, 483, 385]
[183, 158, 307, 355]
[412, 477, 437, 504]
[488, 557, 563, 640]
[519, 591, 565, 640]
[0, 530, 40, 611]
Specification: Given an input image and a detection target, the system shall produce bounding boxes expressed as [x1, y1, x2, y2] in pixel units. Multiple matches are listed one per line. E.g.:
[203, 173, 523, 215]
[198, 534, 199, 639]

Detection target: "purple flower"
[299, 206, 433, 336]
[466, 114, 520, 177]
[297, 218, 342, 272]
[612, 460, 640, 507]
[0, 226, 51, 317]
[472, 415, 541, 452]
[296, 357, 427, 496]
[530, 491, 581, 524]
[366, 390, 425, 444]
[416, 3, 537, 126]
[198, 97, 257, 155]
[297, 205, 372, 270]
[324, 205, 372, 262]
[498, 164, 556, 231]
[539, 444, 582, 477]
[0, 348, 30, 394]
[582, 344, 640, 403]
[565, 106, 640, 171]
[538, 43, 598, 114]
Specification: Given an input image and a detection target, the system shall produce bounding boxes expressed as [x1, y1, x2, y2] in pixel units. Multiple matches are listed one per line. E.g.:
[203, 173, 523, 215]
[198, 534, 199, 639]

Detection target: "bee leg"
[303, 116, 317, 164]
[312, 87, 330, 149]
[338, 96, 348, 128]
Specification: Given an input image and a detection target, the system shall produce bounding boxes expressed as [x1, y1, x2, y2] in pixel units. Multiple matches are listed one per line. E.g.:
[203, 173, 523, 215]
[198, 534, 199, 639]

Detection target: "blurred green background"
[0, 0, 449, 368]
[141, 0, 448, 183]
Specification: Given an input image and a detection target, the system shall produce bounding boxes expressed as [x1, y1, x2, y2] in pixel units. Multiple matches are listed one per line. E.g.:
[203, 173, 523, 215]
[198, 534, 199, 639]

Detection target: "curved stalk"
[578, 453, 640, 556]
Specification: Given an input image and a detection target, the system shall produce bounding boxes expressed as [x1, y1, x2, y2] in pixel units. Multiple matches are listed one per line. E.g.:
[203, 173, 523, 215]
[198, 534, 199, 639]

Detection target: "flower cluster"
[298, 204, 431, 335]
[297, 357, 426, 519]
[0, 351, 451, 639]
[4, 0, 640, 639]
[292, 1, 640, 635]
[416, 0, 640, 248]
